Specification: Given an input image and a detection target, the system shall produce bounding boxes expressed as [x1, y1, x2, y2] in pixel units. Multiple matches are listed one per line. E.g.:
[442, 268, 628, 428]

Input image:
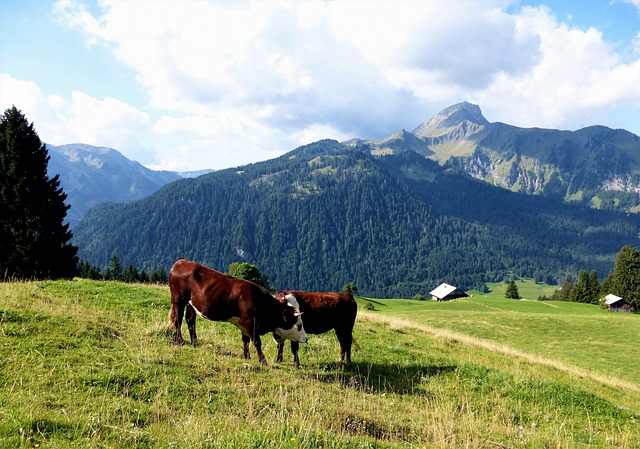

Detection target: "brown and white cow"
[274, 290, 358, 368]
[168, 259, 307, 365]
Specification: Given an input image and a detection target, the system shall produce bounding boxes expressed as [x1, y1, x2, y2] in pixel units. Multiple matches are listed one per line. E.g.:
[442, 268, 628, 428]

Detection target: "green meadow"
[1, 279, 638, 448]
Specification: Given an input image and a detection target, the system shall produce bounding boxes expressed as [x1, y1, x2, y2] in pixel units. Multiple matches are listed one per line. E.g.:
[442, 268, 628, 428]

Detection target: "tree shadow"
[306, 361, 457, 395]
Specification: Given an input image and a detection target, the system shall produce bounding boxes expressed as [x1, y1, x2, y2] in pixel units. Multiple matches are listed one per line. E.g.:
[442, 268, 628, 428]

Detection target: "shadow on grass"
[307, 361, 457, 395]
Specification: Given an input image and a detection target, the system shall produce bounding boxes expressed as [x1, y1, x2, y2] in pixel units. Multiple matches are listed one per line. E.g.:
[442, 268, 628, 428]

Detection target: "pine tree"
[552, 276, 574, 301]
[611, 245, 640, 312]
[0, 106, 77, 279]
[505, 280, 519, 299]
[150, 265, 168, 284]
[587, 270, 601, 304]
[570, 270, 590, 303]
[108, 254, 123, 280]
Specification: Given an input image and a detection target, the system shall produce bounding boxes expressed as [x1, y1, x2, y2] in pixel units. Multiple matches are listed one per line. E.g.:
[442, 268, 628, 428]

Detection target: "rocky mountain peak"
[413, 101, 490, 138]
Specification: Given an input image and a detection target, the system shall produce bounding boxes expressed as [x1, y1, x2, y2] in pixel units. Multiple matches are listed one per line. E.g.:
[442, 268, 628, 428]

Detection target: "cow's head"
[274, 294, 307, 343]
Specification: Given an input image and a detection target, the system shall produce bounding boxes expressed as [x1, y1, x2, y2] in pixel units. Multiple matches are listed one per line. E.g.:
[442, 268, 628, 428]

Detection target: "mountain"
[46, 143, 212, 225]
[71, 139, 640, 298]
[365, 102, 640, 213]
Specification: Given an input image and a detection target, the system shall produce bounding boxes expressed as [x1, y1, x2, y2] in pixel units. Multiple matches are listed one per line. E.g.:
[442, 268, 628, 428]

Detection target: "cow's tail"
[352, 337, 361, 350]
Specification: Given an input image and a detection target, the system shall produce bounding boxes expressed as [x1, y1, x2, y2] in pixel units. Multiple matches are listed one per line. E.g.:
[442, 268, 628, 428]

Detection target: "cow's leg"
[336, 330, 353, 365]
[240, 318, 268, 365]
[242, 334, 251, 359]
[274, 333, 285, 363]
[185, 303, 198, 347]
[291, 341, 300, 369]
[168, 295, 185, 345]
[253, 335, 268, 365]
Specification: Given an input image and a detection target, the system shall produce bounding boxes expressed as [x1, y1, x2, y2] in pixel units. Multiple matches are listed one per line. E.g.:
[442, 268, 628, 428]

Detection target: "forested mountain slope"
[72, 139, 640, 298]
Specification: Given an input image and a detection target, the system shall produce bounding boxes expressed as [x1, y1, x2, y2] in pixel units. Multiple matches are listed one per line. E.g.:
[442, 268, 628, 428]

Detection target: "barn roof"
[604, 294, 623, 305]
[430, 283, 465, 299]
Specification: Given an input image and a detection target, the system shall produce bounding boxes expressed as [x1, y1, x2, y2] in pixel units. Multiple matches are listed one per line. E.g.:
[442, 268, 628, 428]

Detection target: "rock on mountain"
[47, 143, 184, 225]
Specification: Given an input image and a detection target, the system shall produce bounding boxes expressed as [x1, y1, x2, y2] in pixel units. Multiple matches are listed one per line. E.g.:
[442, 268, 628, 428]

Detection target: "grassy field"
[1, 279, 639, 448]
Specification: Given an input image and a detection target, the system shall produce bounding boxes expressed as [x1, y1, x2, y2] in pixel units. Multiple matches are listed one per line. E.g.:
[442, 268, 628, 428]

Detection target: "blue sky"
[1, 0, 639, 171]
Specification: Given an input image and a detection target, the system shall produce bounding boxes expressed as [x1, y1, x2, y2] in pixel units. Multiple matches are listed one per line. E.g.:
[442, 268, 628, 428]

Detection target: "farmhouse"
[604, 294, 631, 313]
[430, 283, 469, 301]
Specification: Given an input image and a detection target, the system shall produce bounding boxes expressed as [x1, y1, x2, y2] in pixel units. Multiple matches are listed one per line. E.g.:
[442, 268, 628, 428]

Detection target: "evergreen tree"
[150, 265, 168, 284]
[505, 280, 519, 299]
[109, 254, 123, 281]
[611, 245, 640, 312]
[138, 269, 150, 283]
[123, 263, 139, 283]
[78, 260, 102, 280]
[0, 106, 77, 279]
[552, 276, 574, 301]
[570, 270, 590, 303]
[587, 270, 601, 304]
[601, 272, 613, 297]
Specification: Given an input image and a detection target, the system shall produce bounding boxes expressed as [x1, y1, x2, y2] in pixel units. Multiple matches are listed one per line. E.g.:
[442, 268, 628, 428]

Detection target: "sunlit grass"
[1, 279, 638, 448]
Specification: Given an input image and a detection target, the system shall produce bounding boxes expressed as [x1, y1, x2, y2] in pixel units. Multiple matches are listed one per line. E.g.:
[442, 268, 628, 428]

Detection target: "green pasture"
[1, 279, 638, 448]
[360, 279, 639, 388]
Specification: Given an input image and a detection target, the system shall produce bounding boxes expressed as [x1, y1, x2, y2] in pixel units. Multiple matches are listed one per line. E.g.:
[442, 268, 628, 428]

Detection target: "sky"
[1, 0, 639, 172]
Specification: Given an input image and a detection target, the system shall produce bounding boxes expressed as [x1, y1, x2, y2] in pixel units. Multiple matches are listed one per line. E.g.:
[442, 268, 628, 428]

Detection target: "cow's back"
[278, 291, 357, 335]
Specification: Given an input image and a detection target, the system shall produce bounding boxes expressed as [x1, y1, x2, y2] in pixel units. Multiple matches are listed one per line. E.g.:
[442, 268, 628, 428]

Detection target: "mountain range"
[67, 102, 640, 297]
[364, 102, 640, 213]
[47, 143, 212, 225]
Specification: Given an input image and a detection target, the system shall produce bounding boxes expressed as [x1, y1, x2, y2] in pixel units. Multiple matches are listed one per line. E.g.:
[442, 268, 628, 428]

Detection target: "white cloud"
[474, 5, 640, 131]
[0, 73, 153, 163]
[621, 0, 640, 14]
[4, 1, 638, 171]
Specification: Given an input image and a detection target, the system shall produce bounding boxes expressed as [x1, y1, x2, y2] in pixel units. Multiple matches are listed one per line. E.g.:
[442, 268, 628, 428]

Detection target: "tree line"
[78, 255, 168, 284]
[547, 245, 640, 311]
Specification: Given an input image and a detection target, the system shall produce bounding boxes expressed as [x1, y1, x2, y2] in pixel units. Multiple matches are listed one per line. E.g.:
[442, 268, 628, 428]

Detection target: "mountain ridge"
[47, 143, 213, 225]
[364, 102, 640, 212]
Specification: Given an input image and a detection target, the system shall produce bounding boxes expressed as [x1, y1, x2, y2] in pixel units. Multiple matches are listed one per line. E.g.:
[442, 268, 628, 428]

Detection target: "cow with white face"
[273, 295, 305, 341]
[274, 290, 358, 369]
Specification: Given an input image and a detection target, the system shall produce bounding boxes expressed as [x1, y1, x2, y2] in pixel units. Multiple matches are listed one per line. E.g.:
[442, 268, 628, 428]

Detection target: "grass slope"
[1, 280, 638, 448]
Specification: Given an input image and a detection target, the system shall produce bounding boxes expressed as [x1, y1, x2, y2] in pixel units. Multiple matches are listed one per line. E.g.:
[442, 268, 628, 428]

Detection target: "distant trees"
[78, 256, 167, 284]
[548, 245, 640, 312]
[505, 280, 519, 299]
[610, 245, 640, 312]
[568, 270, 601, 304]
[0, 106, 78, 279]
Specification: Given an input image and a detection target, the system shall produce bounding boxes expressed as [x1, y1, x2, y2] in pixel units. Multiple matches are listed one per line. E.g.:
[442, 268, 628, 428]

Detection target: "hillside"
[71, 139, 640, 297]
[1, 280, 638, 448]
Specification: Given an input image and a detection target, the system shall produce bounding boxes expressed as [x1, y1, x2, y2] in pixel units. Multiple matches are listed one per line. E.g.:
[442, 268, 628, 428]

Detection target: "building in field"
[604, 294, 631, 313]
[429, 283, 469, 302]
